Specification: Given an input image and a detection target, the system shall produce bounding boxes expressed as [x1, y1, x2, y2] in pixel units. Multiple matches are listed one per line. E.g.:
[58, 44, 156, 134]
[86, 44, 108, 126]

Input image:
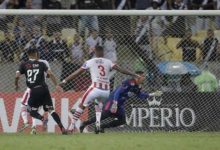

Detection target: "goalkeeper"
[79, 71, 162, 133]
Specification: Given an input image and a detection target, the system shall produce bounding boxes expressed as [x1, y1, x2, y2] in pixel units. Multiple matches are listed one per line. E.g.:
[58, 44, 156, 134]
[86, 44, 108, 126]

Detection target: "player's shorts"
[27, 86, 54, 112]
[21, 88, 31, 106]
[80, 87, 110, 107]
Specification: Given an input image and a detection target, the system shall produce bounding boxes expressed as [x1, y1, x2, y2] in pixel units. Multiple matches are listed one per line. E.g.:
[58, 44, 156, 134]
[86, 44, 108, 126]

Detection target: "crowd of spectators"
[0, 0, 220, 92]
[0, 0, 219, 64]
[0, 0, 219, 10]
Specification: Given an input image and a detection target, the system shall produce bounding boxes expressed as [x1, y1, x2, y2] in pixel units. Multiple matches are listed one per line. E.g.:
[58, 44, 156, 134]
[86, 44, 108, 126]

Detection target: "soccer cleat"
[95, 121, 101, 134]
[30, 127, 37, 135]
[99, 127, 105, 133]
[68, 123, 76, 134]
[70, 109, 75, 115]
[42, 118, 48, 131]
[61, 128, 68, 135]
[94, 126, 99, 134]
[19, 123, 30, 132]
[79, 124, 85, 133]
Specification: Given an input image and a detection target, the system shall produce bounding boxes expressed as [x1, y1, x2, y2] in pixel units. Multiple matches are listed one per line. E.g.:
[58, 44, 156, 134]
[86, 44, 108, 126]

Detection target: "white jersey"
[86, 36, 102, 53]
[81, 57, 115, 90]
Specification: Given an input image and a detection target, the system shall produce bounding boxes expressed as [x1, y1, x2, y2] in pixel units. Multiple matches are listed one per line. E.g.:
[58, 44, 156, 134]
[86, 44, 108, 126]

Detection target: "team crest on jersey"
[82, 62, 87, 68]
[25, 64, 32, 68]
[129, 80, 135, 86]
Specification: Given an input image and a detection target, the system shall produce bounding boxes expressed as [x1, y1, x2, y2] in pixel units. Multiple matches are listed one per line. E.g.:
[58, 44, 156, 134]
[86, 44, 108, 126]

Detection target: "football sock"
[30, 110, 44, 121]
[50, 111, 64, 130]
[72, 107, 83, 123]
[32, 118, 37, 128]
[69, 107, 83, 130]
[21, 105, 28, 124]
[95, 101, 103, 125]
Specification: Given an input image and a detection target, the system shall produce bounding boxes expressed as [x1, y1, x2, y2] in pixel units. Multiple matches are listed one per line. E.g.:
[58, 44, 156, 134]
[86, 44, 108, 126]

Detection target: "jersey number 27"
[27, 69, 39, 83]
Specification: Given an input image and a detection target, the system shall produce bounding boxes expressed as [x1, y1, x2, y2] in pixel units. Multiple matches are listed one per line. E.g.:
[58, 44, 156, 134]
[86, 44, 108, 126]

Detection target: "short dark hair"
[27, 48, 38, 55]
[135, 71, 144, 75]
[95, 46, 104, 52]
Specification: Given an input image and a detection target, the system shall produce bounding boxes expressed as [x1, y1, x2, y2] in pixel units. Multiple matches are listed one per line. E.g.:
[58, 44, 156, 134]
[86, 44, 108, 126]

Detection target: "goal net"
[0, 10, 220, 133]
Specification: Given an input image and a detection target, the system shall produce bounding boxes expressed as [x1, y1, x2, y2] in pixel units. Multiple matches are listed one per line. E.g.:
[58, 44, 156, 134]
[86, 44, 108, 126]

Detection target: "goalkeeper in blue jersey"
[79, 71, 162, 133]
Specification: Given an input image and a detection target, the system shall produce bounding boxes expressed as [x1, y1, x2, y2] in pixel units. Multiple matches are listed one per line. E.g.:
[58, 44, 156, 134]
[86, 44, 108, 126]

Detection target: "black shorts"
[28, 86, 54, 112]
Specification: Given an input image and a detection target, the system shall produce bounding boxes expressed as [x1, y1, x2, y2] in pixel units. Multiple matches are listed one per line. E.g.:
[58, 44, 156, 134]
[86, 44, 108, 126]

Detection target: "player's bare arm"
[46, 69, 63, 92]
[15, 71, 21, 91]
[47, 70, 57, 86]
[59, 68, 85, 86]
[112, 65, 138, 77]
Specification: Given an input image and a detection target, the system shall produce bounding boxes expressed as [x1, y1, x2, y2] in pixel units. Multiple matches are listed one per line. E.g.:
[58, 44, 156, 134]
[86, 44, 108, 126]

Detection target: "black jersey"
[18, 59, 48, 88]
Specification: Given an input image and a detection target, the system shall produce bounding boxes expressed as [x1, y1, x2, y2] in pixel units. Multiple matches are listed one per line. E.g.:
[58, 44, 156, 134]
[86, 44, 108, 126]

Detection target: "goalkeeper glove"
[149, 90, 163, 97]
[110, 101, 118, 114]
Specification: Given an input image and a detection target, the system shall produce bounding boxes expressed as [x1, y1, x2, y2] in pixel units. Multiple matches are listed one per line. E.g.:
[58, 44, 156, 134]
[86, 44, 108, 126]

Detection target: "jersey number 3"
[27, 69, 39, 83]
[98, 65, 105, 76]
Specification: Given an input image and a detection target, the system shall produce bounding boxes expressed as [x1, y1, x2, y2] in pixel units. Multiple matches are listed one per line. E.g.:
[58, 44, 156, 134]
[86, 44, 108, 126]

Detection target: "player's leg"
[27, 87, 48, 134]
[27, 106, 44, 135]
[94, 99, 103, 131]
[43, 87, 67, 134]
[27, 88, 45, 121]
[100, 108, 126, 132]
[21, 104, 28, 124]
[19, 104, 30, 132]
[69, 87, 96, 131]
[80, 110, 112, 133]
[19, 88, 31, 132]
[31, 107, 47, 130]
[94, 90, 110, 132]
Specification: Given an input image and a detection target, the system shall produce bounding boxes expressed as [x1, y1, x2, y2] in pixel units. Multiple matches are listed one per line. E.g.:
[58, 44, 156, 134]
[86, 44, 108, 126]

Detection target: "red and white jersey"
[81, 57, 115, 90]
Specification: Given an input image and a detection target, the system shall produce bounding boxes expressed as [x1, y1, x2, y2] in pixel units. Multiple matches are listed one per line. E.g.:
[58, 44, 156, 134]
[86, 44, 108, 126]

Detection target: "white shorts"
[80, 87, 110, 107]
[21, 88, 31, 106]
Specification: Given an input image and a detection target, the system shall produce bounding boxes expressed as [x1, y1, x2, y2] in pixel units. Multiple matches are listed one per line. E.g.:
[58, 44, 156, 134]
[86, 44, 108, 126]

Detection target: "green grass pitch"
[0, 132, 219, 150]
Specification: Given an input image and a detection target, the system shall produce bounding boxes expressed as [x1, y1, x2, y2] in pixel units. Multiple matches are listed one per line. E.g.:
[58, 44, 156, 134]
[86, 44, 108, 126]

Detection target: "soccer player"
[19, 51, 51, 134]
[79, 71, 163, 133]
[59, 46, 139, 132]
[15, 48, 67, 134]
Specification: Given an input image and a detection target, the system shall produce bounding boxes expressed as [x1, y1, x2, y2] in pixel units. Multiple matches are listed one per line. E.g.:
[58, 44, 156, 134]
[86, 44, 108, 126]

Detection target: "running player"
[15, 48, 67, 134]
[59, 46, 139, 132]
[80, 71, 163, 133]
[19, 51, 52, 134]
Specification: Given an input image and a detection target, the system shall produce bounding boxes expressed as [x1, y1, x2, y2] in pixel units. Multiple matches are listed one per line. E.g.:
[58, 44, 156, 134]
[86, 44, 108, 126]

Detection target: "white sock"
[95, 102, 103, 126]
[21, 105, 28, 124]
[69, 107, 84, 130]
[32, 118, 37, 128]
[95, 112, 102, 126]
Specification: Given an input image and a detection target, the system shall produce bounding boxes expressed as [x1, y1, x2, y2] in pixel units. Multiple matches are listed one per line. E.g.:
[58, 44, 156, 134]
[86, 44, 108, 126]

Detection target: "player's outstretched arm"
[59, 68, 85, 86]
[47, 70, 57, 86]
[15, 71, 21, 91]
[47, 70, 63, 92]
[112, 65, 137, 77]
